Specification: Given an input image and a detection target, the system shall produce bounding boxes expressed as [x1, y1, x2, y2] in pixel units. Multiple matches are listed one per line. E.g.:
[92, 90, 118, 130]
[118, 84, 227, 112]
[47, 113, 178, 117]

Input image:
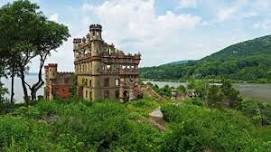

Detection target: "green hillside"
[140, 35, 271, 82]
[160, 60, 193, 66]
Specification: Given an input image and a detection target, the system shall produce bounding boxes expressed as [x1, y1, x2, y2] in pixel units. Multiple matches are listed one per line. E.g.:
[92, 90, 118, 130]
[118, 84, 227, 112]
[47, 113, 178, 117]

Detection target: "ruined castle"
[44, 24, 141, 102]
[44, 64, 73, 100]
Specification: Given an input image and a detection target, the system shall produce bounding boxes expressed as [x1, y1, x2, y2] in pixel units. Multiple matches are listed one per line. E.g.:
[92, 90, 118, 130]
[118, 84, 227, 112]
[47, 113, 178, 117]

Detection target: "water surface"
[145, 80, 271, 102]
[1, 75, 44, 103]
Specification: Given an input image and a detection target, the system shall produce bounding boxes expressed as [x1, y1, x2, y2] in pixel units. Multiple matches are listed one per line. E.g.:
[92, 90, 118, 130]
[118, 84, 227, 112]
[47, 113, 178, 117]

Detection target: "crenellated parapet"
[89, 24, 102, 32]
[73, 38, 82, 44]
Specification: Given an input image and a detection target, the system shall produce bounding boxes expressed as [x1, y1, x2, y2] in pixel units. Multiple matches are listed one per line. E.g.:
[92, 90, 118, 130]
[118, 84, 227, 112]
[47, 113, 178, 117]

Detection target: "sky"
[1, 0, 271, 72]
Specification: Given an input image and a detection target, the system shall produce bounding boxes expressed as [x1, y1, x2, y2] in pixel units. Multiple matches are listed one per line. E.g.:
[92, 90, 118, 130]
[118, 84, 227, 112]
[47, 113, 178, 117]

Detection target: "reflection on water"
[144, 80, 271, 102]
[1, 75, 44, 103]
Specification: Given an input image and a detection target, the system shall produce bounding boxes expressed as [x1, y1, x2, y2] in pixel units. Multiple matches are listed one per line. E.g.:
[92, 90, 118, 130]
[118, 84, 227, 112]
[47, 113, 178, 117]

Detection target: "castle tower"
[44, 63, 73, 100]
[73, 38, 82, 59]
[89, 24, 102, 41]
[89, 24, 103, 100]
[44, 64, 57, 100]
[47, 64, 58, 80]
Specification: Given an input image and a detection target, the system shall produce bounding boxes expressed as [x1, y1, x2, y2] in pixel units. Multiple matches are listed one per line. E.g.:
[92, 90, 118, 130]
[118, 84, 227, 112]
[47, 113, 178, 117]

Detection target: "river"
[1, 75, 44, 103]
[145, 80, 271, 102]
[1, 76, 271, 103]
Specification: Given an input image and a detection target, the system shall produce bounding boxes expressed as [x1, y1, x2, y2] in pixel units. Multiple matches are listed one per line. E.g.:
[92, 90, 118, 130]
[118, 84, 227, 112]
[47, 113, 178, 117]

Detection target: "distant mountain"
[140, 35, 271, 82]
[160, 60, 193, 66]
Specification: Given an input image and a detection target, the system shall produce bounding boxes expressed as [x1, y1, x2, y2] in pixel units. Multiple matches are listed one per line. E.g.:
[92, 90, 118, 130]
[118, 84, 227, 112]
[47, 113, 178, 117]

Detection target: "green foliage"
[161, 103, 269, 152]
[0, 98, 271, 151]
[71, 74, 77, 98]
[0, 116, 59, 151]
[239, 100, 271, 126]
[187, 79, 242, 108]
[0, 0, 70, 102]
[157, 85, 172, 97]
[176, 85, 186, 95]
[147, 82, 172, 97]
[140, 35, 271, 83]
[125, 97, 160, 118]
[206, 85, 224, 107]
[9, 100, 161, 151]
[188, 79, 208, 98]
[256, 126, 271, 142]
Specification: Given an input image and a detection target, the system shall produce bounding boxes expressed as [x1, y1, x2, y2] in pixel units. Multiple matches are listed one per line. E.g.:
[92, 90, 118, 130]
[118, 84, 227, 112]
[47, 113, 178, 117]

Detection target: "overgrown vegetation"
[0, 100, 161, 151]
[0, 96, 270, 151]
[161, 103, 270, 151]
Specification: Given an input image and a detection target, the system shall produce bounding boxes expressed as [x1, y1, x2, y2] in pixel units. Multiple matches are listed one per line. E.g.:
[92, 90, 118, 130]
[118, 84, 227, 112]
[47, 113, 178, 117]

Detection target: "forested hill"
[140, 35, 271, 82]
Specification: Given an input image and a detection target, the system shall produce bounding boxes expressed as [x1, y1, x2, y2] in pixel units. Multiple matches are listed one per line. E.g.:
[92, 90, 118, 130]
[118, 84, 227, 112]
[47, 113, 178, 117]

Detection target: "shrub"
[161, 103, 268, 151]
[0, 116, 56, 151]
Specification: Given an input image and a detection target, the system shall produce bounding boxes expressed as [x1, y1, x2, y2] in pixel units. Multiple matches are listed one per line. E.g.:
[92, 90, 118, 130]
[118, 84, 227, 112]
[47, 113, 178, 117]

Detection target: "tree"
[158, 85, 172, 97]
[0, 52, 8, 103]
[221, 79, 241, 108]
[25, 20, 70, 101]
[207, 85, 223, 107]
[0, 0, 70, 103]
[176, 85, 186, 95]
[187, 79, 208, 98]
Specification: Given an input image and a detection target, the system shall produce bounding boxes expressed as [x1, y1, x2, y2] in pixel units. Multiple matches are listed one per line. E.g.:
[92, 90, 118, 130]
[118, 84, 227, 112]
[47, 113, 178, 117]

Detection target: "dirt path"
[149, 108, 166, 131]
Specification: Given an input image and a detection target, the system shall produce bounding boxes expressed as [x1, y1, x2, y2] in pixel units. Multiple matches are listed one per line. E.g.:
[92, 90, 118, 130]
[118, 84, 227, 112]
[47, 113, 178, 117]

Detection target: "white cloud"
[48, 13, 59, 22]
[81, 0, 201, 66]
[179, 0, 197, 8]
[254, 20, 271, 30]
[217, 0, 248, 22]
[217, 7, 237, 21]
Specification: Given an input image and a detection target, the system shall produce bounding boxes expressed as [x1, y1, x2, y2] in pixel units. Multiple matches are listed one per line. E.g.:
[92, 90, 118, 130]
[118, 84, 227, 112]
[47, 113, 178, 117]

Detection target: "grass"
[256, 126, 271, 142]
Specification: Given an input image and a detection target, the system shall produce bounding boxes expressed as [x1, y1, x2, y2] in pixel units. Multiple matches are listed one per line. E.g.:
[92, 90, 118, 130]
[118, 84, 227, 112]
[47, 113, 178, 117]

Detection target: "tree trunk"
[19, 68, 29, 104]
[31, 89, 36, 101]
[29, 55, 46, 101]
[10, 66, 15, 104]
[10, 74, 14, 104]
[30, 70, 44, 101]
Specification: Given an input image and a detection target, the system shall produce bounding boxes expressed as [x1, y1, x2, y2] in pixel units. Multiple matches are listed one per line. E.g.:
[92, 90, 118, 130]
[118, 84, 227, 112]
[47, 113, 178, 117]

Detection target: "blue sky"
[1, 0, 271, 72]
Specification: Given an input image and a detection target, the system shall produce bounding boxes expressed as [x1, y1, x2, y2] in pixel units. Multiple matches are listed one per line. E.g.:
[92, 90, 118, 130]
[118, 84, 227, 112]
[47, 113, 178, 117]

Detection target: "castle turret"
[73, 38, 81, 50]
[89, 24, 103, 57]
[73, 38, 82, 59]
[47, 64, 58, 80]
[89, 24, 103, 100]
[89, 24, 102, 40]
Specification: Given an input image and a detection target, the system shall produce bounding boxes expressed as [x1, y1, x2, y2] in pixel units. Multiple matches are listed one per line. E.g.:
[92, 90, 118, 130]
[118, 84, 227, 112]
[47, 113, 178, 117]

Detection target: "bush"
[239, 100, 271, 126]
[11, 100, 162, 151]
[0, 116, 57, 151]
[161, 103, 268, 151]
[1, 98, 270, 151]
